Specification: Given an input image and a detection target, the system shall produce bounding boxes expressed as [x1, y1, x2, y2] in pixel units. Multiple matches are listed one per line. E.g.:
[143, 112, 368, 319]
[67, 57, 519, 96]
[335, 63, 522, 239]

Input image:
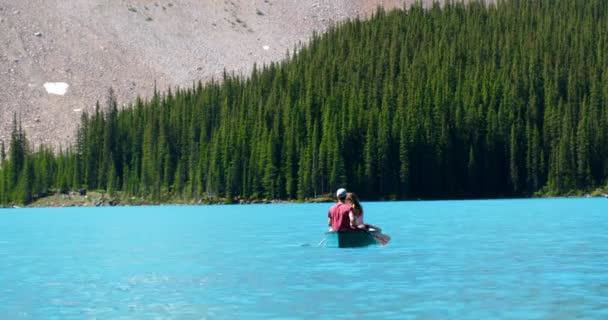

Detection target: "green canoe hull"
[324, 230, 378, 248]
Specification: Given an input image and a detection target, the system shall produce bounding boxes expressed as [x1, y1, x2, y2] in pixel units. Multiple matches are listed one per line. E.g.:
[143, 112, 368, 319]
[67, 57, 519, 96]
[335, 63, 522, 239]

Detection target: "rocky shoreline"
[21, 191, 336, 208]
[14, 188, 608, 208]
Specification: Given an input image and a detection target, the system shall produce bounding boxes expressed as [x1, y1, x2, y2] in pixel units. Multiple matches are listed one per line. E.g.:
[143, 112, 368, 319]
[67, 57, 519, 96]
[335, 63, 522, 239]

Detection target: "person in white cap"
[327, 188, 355, 232]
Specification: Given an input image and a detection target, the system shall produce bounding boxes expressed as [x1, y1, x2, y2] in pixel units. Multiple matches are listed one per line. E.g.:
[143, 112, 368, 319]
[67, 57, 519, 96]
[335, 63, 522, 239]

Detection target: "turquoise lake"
[1, 198, 607, 319]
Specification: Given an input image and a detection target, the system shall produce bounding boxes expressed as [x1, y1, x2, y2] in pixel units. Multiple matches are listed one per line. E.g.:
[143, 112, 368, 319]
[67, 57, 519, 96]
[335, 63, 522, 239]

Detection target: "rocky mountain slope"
[0, 0, 418, 149]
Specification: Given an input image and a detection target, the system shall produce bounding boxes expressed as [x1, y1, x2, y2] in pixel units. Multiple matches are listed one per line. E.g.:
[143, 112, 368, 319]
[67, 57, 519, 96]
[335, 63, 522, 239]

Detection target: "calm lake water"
[1, 198, 607, 319]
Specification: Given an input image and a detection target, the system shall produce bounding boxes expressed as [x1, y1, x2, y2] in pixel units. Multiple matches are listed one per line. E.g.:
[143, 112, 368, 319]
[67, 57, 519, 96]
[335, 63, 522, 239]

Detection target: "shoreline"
[16, 191, 336, 208]
[7, 189, 607, 208]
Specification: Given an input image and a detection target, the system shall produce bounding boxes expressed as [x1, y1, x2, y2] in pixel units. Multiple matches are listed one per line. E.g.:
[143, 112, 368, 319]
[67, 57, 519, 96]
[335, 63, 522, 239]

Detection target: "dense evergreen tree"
[1, 0, 608, 205]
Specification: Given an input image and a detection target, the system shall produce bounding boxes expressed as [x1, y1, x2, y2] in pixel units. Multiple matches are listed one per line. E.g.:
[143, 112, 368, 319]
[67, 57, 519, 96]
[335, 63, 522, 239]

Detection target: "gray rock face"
[0, 0, 415, 149]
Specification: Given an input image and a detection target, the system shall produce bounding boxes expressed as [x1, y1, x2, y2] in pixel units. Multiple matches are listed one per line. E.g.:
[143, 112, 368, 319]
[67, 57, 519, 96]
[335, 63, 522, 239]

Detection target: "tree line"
[1, 0, 607, 205]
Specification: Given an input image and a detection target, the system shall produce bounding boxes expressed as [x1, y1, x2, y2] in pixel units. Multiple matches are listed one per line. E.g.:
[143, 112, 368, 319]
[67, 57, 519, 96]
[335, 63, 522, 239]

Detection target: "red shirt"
[328, 203, 353, 231]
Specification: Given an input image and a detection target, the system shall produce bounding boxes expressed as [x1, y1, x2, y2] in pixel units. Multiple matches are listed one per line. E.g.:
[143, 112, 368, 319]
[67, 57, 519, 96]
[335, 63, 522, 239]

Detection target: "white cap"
[336, 188, 347, 198]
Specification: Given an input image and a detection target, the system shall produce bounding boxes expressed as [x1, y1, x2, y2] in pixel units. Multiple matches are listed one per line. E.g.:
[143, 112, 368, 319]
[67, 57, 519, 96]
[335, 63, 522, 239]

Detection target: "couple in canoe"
[327, 188, 391, 245]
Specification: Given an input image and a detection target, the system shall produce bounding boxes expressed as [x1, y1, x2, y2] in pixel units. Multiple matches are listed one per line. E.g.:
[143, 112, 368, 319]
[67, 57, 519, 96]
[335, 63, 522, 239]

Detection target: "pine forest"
[1, 0, 608, 205]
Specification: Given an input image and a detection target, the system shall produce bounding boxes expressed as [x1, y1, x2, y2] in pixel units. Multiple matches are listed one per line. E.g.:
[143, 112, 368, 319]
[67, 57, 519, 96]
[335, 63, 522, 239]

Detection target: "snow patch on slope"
[43, 82, 69, 95]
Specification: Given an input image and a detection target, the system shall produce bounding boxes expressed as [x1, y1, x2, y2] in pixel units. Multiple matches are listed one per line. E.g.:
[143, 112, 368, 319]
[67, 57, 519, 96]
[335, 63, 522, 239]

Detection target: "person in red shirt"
[327, 188, 356, 231]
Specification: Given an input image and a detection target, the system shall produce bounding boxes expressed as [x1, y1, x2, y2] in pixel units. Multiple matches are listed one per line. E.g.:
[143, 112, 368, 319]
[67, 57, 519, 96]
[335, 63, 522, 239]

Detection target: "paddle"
[371, 231, 391, 246]
[364, 225, 391, 246]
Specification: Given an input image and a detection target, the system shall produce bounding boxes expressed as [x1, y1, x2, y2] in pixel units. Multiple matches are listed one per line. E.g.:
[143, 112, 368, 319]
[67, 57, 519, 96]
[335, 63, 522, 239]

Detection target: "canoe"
[324, 230, 379, 248]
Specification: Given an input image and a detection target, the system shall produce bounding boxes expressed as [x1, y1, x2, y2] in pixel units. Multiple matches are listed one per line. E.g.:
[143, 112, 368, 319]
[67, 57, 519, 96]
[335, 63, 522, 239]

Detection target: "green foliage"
[1, 0, 608, 205]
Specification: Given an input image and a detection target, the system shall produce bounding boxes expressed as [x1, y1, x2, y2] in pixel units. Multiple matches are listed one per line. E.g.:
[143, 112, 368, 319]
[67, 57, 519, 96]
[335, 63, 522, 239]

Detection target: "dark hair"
[345, 192, 363, 217]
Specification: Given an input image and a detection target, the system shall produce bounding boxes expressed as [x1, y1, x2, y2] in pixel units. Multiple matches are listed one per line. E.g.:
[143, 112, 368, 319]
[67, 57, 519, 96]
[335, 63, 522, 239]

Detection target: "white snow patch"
[44, 82, 69, 95]
[263, 45, 269, 50]
[73, 108, 82, 112]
